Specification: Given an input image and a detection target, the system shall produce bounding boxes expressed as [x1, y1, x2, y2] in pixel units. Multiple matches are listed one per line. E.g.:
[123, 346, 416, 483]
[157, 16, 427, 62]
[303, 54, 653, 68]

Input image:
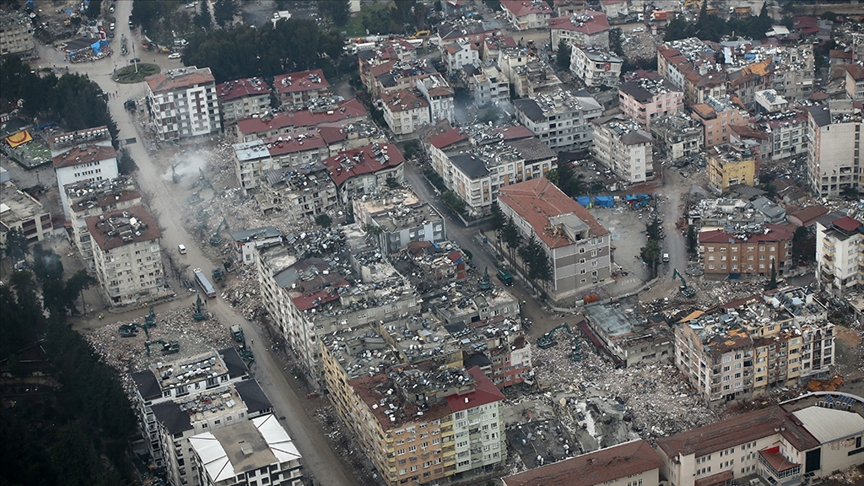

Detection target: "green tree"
[501, 216, 523, 262]
[364, 224, 383, 235]
[640, 239, 662, 279]
[402, 139, 421, 159]
[490, 201, 506, 235]
[315, 214, 333, 228]
[196, 0, 212, 29]
[609, 27, 624, 57]
[2, 227, 30, 262]
[556, 40, 571, 70]
[791, 226, 816, 264]
[213, 0, 237, 27]
[385, 174, 400, 189]
[687, 225, 698, 257]
[841, 185, 859, 201]
[767, 260, 778, 290]
[30, 245, 63, 283]
[646, 218, 664, 241]
[317, 0, 350, 26]
[545, 168, 560, 185]
[665, 16, 693, 41]
[85, 0, 102, 19]
[117, 148, 137, 175]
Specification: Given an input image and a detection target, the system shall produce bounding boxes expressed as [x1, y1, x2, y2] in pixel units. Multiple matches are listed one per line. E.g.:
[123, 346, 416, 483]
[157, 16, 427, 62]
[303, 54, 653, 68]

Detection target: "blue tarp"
[594, 196, 614, 208]
[91, 41, 101, 54]
[576, 196, 591, 207]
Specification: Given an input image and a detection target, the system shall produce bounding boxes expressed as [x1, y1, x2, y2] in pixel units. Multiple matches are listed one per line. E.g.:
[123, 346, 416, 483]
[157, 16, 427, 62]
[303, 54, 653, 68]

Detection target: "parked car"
[168, 52, 181, 59]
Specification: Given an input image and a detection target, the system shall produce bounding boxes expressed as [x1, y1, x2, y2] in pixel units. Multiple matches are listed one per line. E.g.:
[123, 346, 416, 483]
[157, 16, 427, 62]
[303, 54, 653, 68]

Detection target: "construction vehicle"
[209, 218, 227, 246]
[118, 321, 155, 339]
[193, 294, 205, 321]
[145, 340, 180, 356]
[570, 340, 583, 362]
[478, 267, 492, 291]
[231, 325, 245, 344]
[144, 305, 156, 327]
[682, 0, 699, 8]
[211, 267, 224, 283]
[673, 268, 696, 298]
[409, 30, 430, 39]
[537, 323, 571, 349]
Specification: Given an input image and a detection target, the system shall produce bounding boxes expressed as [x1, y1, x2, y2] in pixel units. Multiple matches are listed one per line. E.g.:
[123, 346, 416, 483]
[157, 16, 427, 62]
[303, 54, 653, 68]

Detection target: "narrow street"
[33, 2, 355, 484]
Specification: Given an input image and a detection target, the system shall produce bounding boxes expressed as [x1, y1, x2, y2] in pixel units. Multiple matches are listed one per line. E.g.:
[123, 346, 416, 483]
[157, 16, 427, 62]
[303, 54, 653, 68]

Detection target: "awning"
[6, 130, 32, 148]
[694, 469, 734, 486]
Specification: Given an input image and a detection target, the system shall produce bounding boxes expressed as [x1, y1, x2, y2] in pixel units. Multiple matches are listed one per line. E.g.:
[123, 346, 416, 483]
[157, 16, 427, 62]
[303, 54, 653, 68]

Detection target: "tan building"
[501, 0, 553, 30]
[618, 77, 684, 129]
[380, 89, 430, 135]
[706, 145, 757, 192]
[846, 63, 864, 101]
[0, 181, 52, 243]
[86, 206, 165, 305]
[502, 439, 664, 486]
[698, 224, 793, 276]
[0, 10, 34, 55]
[548, 11, 610, 51]
[806, 100, 863, 198]
[497, 178, 611, 302]
[274, 69, 331, 109]
[216, 77, 271, 124]
[692, 96, 748, 148]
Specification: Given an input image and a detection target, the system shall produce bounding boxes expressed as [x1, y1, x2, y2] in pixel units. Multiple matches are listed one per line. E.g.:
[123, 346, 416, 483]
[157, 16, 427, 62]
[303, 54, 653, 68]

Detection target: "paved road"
[33, 3, 355, 484]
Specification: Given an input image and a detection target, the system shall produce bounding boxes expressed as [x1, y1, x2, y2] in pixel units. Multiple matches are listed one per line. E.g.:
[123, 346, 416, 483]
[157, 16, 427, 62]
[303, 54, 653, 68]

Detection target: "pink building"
[691, 96, 748, 148]
[618, 78, 684, 129]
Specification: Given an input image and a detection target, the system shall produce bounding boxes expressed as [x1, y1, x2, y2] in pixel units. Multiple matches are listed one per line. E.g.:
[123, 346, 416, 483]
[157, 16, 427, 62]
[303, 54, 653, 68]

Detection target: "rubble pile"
[82, 305, 235, 374]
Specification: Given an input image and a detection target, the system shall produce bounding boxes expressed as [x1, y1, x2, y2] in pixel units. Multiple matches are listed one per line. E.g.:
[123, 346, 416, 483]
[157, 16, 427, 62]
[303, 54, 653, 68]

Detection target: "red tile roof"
[497, 178, 609, 250]
[263, 130, 327, 156]
[445, 367, 504, 413]
[428, 128, 468, 149]
[498, 125, 533, 140]
[53, 145, 117, 169]
[236, 99, 366, 136]
[316, 123, 351, 145]
[847, 64, 864, 81]
[547, 11, 609, 34]
[216, 77, 270, 102]
[833, 216, 862, 233]
[274, 69, 330, 95]
[381, 89, 429, 112]
[324, 143, 405, 187]
[698, 224, 794, 244]
[291, 286, 346, 311]
[85, 205, 162, 251]
[502, 439, 663, 486]
[502, 0, 552, 17]
[145, 68, 214, 93]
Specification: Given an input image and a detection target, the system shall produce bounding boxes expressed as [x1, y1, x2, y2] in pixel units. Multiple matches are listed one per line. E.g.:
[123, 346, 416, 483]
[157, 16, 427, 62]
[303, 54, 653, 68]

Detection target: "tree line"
[665, 1, 774, 43]
[0, 245, 137, 485]
[490, 203, 554, 292]
[0, 56, 118, 143]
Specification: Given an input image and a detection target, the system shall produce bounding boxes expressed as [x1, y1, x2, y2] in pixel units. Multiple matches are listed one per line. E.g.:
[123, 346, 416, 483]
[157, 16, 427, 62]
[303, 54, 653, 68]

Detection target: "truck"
[497, 268, 514, 286]
[230, 325, 245, 344]
[193, 268, 217, 298]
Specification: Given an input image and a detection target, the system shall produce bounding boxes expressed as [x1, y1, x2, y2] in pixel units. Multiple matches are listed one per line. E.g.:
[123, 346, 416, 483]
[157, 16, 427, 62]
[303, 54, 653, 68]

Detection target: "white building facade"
[145, 67, 221, 142]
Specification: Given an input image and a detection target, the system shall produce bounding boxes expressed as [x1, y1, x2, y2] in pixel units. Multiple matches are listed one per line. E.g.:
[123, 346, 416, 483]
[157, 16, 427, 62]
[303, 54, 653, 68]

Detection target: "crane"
[673, 268, 696, 298]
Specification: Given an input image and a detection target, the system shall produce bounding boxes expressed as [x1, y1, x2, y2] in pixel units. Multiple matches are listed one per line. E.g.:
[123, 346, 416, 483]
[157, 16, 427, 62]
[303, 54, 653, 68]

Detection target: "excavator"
[193, 294, 205, 321]
[145, 340, 180, 356]
[118, 321, 155, 339]
[673, 268, 697, 298]
[209, 218, 228, 246]
[478, 267, 492, 291]
[537, 323, 571, 349]
[144, 305, 156, 327]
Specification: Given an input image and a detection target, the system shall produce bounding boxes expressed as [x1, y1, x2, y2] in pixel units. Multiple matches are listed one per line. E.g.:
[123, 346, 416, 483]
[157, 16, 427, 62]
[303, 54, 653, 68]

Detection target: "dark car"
[129, 57, 140, 63]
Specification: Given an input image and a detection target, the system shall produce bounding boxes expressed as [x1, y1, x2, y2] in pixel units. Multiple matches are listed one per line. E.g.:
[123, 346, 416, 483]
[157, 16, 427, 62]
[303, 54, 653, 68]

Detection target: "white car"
[168, 53, 181, 59]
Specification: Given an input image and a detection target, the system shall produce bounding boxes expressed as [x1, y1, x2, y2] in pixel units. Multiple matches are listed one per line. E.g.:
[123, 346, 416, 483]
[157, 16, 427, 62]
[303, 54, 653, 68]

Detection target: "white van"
[662, 253, 669, 263]
[178, 244, 187, 255]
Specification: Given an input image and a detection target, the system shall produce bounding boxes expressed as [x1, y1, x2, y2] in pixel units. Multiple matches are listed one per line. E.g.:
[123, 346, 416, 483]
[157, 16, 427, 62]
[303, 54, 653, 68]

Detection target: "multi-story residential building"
[233, 130, 333, 192]
[683, 68, 728, 107]
[53, 145, 119, 219]
[548, 11, 610, 51]
[816, 213, 864, 296]
[706, 144, 757, 192]
[513, 89, 603, 152]
[750, 109, 809, 161]
[501, 0, 553, 30]
[435, 18, 503, 54]
[443, 316, 533, 388]
[618, 78, 684, 129]
[151, 379, 275, 486]
[442, 39, 481, 77]
[599, 0, 627, 18]
[255, 226, 420, 383]
[381, 89, 431, 136]
[480, 35, 517, 63]
[691, 96, 748, 148]
[273, 69, 330, 110]
[508, 57, 562, 98]
[189, 414, 303, 486]
[145, 67, 221, 142]
[416, 74, 456, 124]
[86, 206, 165, 305]
[503, 439, 664, 486]
[256, 162, 339, 223]
[323, 142, 404, 204]
[847, 63, 864, 101]
[425, 127, 471, 184]
[229, 226, 283, 265]
[650, 112, 703, 162]
[45, 125, 113, 158]
[657, 394, 864, 486]
[352, 188, 446, 254]
[216, 77, 271, 124]
[570, 45, 622, 88]
[754, 89, 789, 114]
[65, 177, 141, 264]
[234, 98, 366, 142]
[698, 224, 792, 276]
[591, 115, 654, 184]
[131, 348, 250, 468]
[469, 62, 510, 107]
[553, 0, 588, 17]
[497, 178, 611, 302]
[362, 59, 440, 98]
[657, 37, 719, 92]
[0, 10, 34, 55]
[0, 181, 52, 243]
[806, 100, 863, 198]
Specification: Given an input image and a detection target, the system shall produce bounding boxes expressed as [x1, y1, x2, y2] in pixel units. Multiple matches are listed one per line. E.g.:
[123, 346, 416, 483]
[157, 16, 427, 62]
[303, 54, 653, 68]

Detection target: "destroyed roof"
[547, 11, 609, 34]
[145, 67, 214, 93]
[274, 69, 330, 94]
[656, 406, 820, 459]
[437, 19, 502, 40]
[497, 178, 609, 249]
[53, 144, 117, 169]
[502, 439, 664, 486]
[216, 77, 270, 102]
[229, 226, 282, 242]
[444, 366, 504, 412]
[324, 142, 405, 187]
[85, 205, 162, 251]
